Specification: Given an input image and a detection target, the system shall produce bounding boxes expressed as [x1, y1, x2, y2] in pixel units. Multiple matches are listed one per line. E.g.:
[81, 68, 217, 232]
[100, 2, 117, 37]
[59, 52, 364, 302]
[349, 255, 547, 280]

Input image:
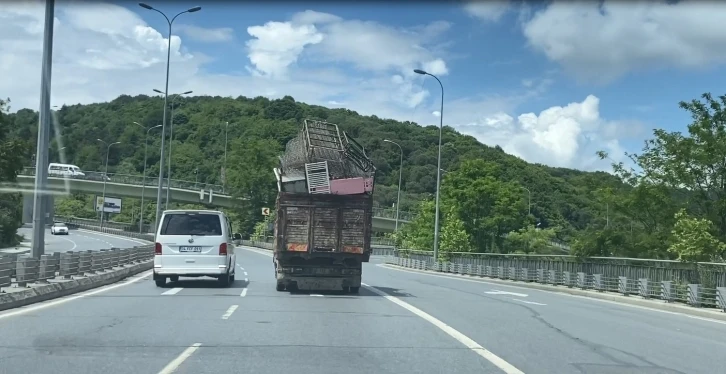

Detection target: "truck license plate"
[179, 246, 202, 253]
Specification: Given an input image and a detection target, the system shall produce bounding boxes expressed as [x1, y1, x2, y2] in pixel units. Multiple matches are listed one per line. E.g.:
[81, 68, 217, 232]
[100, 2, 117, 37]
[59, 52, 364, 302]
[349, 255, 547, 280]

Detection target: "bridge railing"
[21, 167, 226, 194]
[385, 249, 726, 311]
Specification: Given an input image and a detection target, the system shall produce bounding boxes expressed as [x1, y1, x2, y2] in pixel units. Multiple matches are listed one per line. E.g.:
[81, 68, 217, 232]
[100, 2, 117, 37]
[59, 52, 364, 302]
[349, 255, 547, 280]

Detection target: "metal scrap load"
[275, 119, 376, 195]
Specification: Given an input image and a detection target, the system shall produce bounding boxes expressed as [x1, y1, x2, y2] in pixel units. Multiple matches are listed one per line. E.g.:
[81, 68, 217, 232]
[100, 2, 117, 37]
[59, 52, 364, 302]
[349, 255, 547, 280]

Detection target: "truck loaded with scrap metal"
[271, 119, 376, 293]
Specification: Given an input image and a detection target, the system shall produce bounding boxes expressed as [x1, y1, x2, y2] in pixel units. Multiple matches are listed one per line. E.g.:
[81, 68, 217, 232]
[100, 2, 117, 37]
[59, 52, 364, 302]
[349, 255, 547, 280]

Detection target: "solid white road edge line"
[0, 270, 152, 320]
[58, 235, 77, 251]
[157, 343, 202, 374]
[222, 305, 238, 320]
[161, 287, 183, 296]
[378, 263, 726, 326]
[362, 282, 524, 374]
[241, 249, 523, 373]
[77, 229, 150, 245]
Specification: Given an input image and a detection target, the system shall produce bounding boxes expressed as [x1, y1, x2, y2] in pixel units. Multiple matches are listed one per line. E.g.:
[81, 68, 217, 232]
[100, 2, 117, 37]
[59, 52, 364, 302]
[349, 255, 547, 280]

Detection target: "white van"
[153, 210, 236, 287]
[48, 163, 85, 178]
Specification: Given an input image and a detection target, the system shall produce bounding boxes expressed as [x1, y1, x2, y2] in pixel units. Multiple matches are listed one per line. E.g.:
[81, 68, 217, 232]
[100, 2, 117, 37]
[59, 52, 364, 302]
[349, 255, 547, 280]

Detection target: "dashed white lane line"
[362, 282, 524, 374]
[161, 287, 183, 296]
[221, 305, 238, 320]
[157, 343, 202, 374]
[240, 288, 248, 297]
[486, 290, 529, 298]
[244, 277, 248, 283]
[243, 271, 248, 276]
[513, 299, 546, 306]
[310, 294, 324, 297]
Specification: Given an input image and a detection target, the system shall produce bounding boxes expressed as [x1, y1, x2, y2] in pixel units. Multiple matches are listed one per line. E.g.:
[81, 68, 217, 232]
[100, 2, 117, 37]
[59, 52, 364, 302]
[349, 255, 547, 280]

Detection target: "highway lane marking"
[244, 277, 249, 283]
[58, 235, 77, 251]
[240, 288, 248, 297]
[222, 305, 238, 319]
[161, 287, 184, 296]
[310, 294, 324, 297]
[513, 299, 546, 306]
[77, 229, 150, 245]
[157, 343, 202, 374]
[243, 271, 248, 276]
[378, 264, 726, 326]
[0, 270, 152, 320]
[486, 290, 529, 298]
[362, 282, 525, 374]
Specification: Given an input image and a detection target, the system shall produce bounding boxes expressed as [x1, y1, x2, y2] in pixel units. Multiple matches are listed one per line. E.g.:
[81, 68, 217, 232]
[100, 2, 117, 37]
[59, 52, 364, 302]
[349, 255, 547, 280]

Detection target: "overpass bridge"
[14, 168, 412, 233]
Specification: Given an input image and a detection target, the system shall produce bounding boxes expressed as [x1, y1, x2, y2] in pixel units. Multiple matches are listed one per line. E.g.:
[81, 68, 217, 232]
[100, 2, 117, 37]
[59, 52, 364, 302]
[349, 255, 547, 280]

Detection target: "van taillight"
[155, 242, 162, 255]
[219, 243, 228, 256]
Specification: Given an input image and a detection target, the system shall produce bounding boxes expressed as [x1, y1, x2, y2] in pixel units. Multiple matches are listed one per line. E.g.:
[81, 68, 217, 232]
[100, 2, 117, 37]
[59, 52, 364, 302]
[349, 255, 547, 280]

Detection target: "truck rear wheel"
[276, 282, 285, 292]
[349, 286, 360, 294]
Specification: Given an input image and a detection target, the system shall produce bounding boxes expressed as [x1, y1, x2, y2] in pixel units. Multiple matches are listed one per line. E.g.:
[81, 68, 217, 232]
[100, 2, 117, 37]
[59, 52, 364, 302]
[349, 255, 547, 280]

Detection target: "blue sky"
[4, 1, 726, 171]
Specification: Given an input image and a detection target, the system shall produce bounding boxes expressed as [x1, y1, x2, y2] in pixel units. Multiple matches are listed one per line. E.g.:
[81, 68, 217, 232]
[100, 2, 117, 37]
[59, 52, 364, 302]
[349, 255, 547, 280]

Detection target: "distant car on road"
[50, 222, 69, 235]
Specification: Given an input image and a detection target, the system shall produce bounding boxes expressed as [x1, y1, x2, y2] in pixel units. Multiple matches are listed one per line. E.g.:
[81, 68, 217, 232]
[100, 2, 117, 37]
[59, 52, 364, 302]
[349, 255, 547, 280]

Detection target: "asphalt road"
[0, 247, 723, 374]
[16, 227, 149, 253]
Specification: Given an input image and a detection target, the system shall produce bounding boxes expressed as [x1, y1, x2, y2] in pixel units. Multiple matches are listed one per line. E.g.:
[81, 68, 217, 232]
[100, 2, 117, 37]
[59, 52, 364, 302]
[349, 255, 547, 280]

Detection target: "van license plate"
[179, 246, 202, 253]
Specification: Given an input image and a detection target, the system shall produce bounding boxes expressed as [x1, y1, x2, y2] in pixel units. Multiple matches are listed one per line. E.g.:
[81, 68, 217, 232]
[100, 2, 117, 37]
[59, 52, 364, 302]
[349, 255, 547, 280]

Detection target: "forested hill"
[6, 94, 623, 239]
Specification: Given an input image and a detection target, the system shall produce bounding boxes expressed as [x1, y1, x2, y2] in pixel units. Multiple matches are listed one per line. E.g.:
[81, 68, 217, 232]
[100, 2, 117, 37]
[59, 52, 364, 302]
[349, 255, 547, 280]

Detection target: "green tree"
[0, 98, 29, 246]
[225, 138, 281, 235]
[397, 199, 436, 251]
[668, 209, 726, 263]
[439, 204, 472, 259]
[443, 159, 527, 253]
[506, 224, 559, 254]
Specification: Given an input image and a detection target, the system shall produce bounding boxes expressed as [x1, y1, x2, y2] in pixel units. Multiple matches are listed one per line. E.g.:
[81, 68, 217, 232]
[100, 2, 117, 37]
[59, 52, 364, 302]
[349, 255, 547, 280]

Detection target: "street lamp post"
[97, 139, 121, 229]
[222, 121, 229, 188]
[138, 122, 162, 233]
[30, 0, 55, 259]
[138, 2, 201, 232]
[153, 89, 192, 209]
[383, 139, 403, 232]
[413, 69, 444, 262]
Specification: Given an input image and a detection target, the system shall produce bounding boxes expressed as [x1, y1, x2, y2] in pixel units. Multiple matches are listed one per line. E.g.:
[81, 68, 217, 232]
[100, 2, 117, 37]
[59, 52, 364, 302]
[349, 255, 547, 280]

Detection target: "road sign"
[262, 207, 270, 216]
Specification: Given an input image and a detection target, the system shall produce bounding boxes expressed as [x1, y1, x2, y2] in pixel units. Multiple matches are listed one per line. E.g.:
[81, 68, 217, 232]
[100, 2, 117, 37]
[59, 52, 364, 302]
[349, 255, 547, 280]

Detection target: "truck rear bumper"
[276, 275, 361, 290]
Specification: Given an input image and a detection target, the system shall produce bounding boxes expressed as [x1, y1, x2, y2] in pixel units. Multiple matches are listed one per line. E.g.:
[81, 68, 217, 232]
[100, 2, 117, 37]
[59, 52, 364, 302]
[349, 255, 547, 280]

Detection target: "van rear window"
[160, 213, 223, 236]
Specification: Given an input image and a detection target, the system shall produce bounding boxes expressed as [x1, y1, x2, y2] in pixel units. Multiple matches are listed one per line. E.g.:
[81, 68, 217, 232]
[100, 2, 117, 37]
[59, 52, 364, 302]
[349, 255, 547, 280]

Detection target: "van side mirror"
[233, 233, 242, 240]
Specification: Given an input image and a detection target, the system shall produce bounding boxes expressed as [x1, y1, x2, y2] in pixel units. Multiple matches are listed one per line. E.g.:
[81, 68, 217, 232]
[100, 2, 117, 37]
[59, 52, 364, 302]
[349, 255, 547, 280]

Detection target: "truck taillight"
[154, 242, 162, 255]
[219, 243, 228, 256]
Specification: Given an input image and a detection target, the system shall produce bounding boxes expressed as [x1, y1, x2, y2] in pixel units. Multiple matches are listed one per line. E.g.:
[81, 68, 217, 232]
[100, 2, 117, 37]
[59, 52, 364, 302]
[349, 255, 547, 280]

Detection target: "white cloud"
[522, 1, 726, 82]
[456, 95, 628, 171]
[0, 4, 625, 172]
[177, 24, 234, 43]
[245, 21, 323, 78]
[464, 1, 511, 22]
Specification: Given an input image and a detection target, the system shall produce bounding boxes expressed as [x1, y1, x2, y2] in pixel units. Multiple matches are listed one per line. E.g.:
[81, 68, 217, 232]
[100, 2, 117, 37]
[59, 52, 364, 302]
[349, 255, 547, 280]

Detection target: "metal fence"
[241, 240, 397, 257]
[386, 250, 726, 311]
[21, 167, 226, 194]
[0, 246, 154, 290]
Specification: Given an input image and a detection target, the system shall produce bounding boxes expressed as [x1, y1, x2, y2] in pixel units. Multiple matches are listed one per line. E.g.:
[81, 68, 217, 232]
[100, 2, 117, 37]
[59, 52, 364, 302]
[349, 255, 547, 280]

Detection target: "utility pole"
[30, 0, 55, 259]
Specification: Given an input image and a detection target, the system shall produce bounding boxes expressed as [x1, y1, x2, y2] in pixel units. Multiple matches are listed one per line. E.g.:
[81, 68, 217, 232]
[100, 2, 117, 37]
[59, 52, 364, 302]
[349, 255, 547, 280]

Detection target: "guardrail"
[55, 217, 398, 248]
[241, 240, 397, 256]
[21, 167, 226, 194]
[386, 250, 726, 311]
[0, 246, 154, 290]
[371, 207, 415, 222]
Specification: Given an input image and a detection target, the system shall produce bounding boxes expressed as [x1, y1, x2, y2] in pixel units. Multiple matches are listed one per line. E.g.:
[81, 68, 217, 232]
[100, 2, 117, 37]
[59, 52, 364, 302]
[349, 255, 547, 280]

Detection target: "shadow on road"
[161, 277, 249, 289]
[285, 285, 414, 298]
